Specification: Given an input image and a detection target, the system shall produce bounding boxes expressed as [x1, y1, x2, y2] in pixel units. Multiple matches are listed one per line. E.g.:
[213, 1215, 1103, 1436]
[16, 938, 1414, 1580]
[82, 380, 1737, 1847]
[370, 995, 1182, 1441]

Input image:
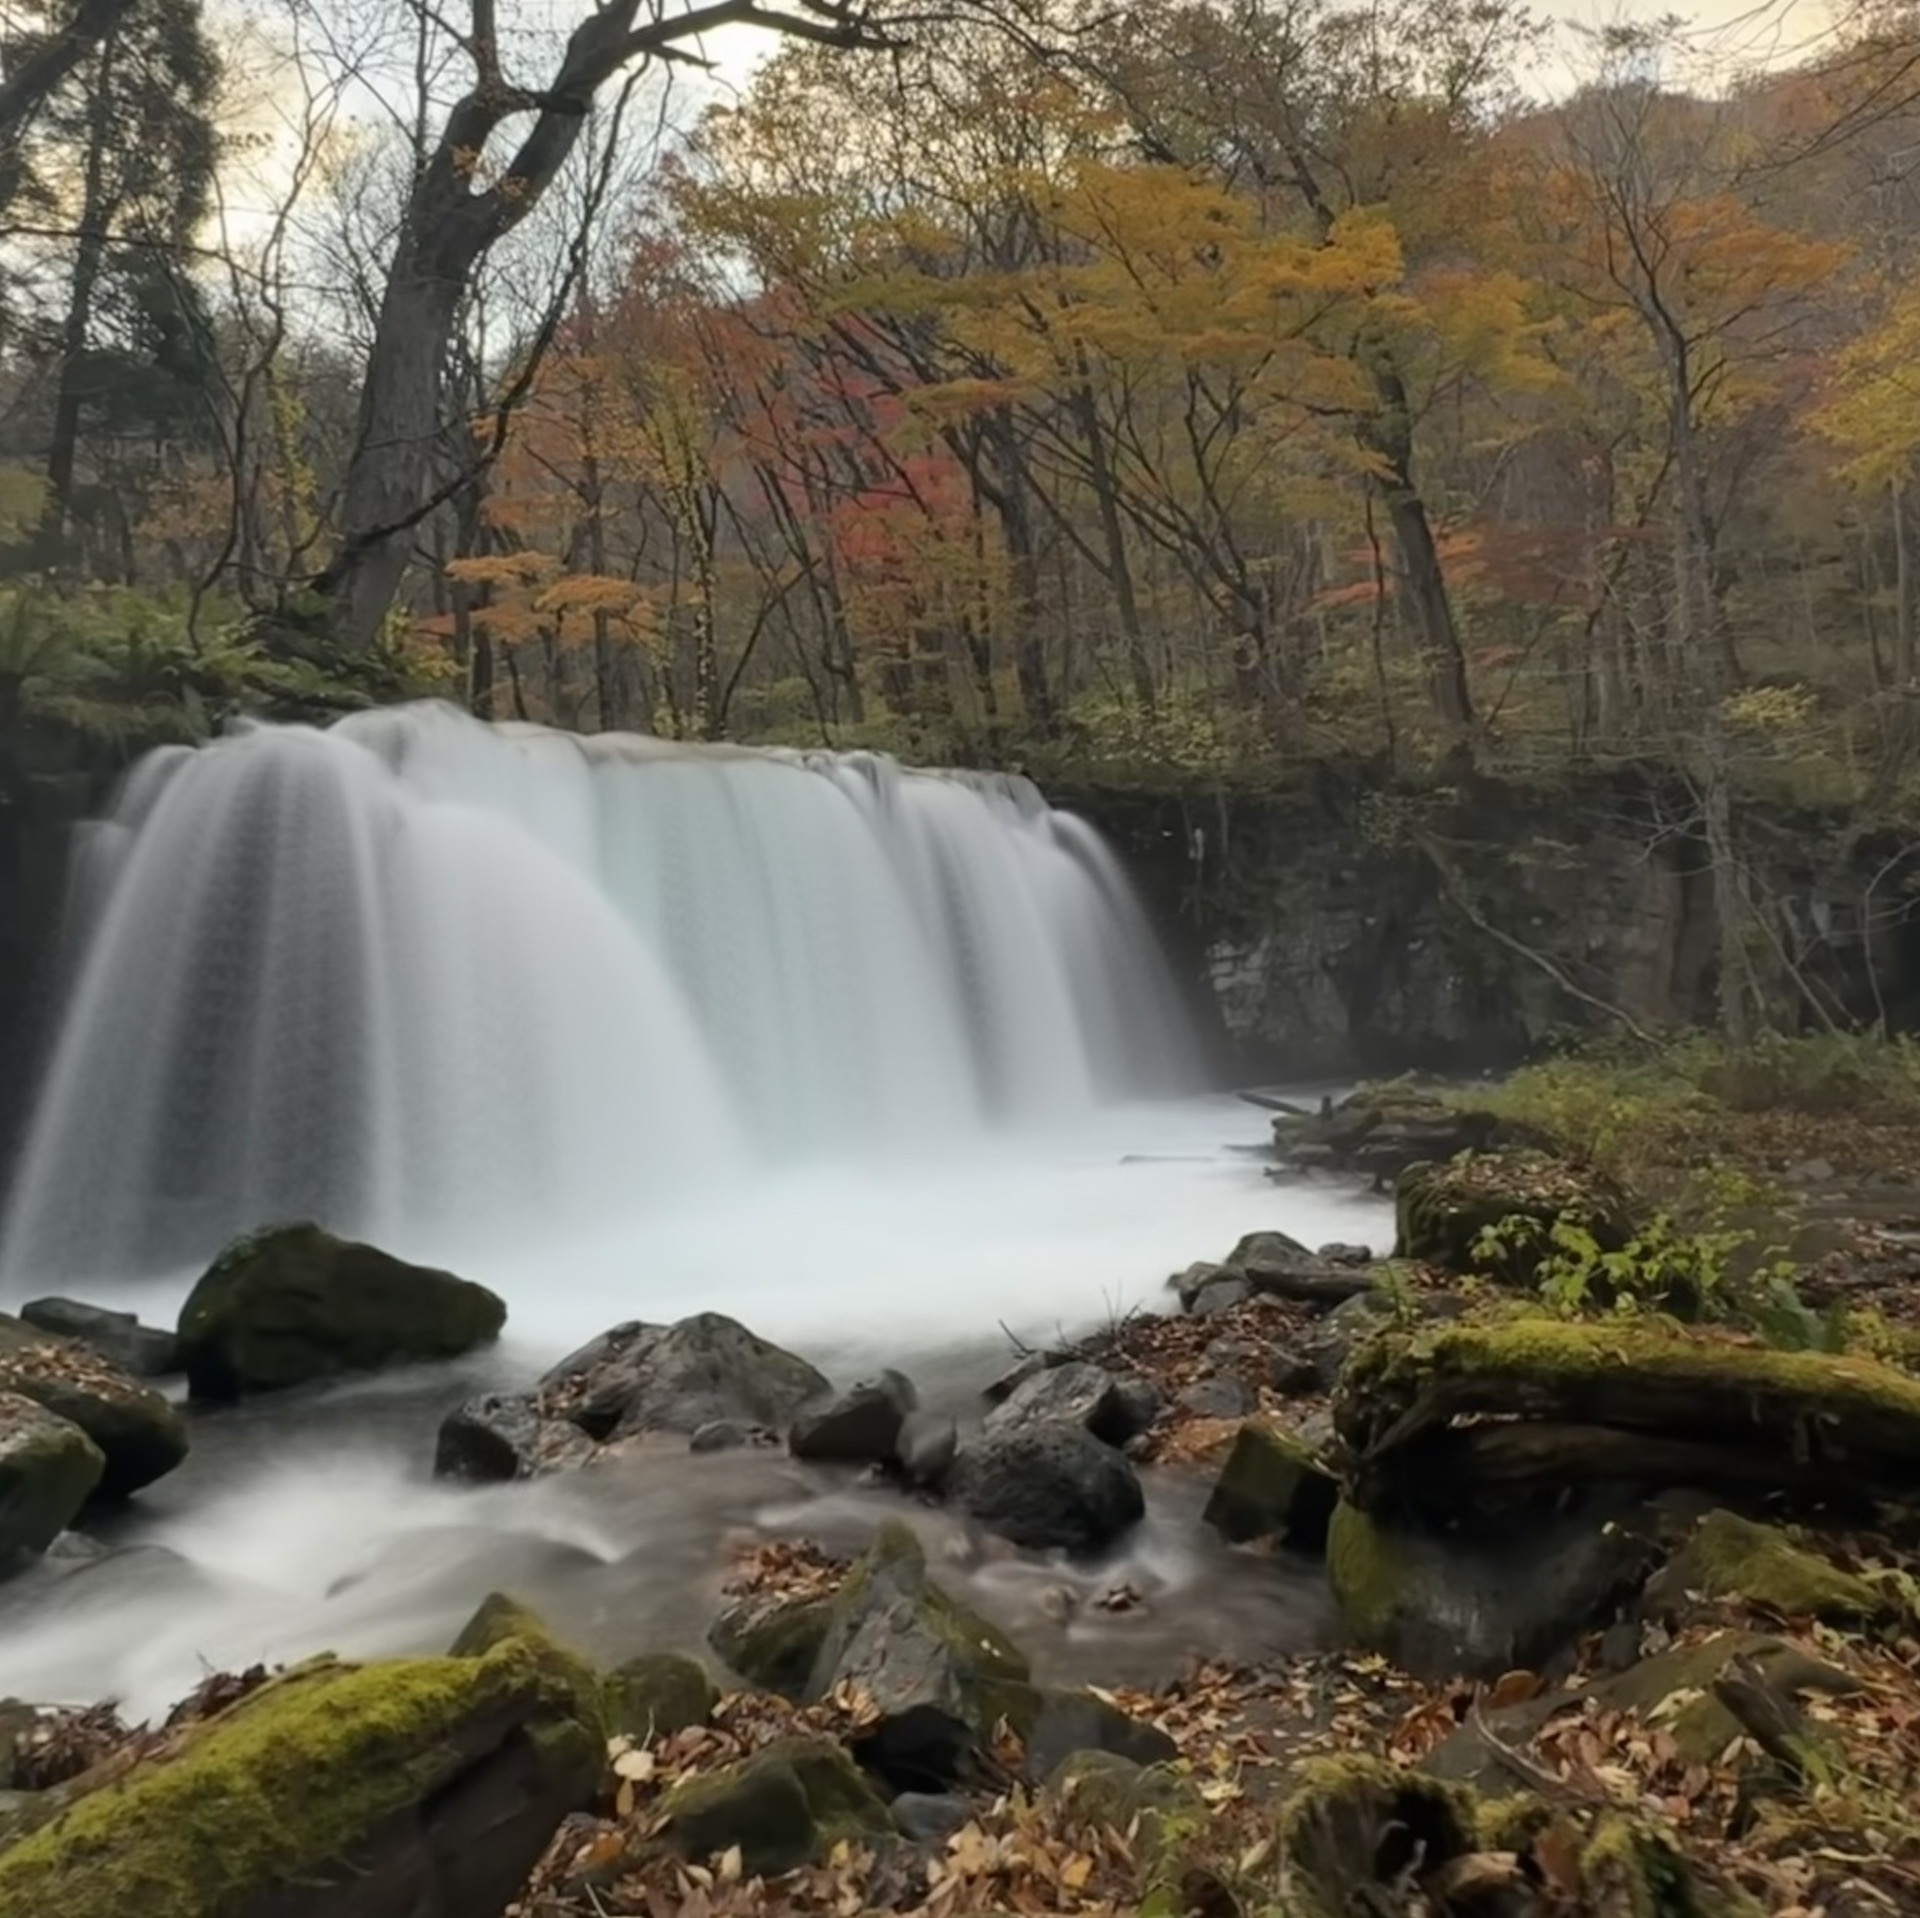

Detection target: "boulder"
[1022, 1686, 1178, 1784]
[709, 1589, 838, 1699]
[1643, 1509, 1885, 1625]
[657, 1737, 891, 1878]
[790, 1370, 918, 1465]
[805, 1522, 1037, 1792]
[1190, 1277, 1252, 1316]
[893, 1410, 959, 1488]
[1393, 1151, 1632, 1284]
[433, 1392, 599, 1483]
[0, 1639, 602, 1917]
[178, 1223, 505, 1400]
[0, 1393, 103, 1564]
[1202, 1422, 1339, 1550]
[948, 1424, 1145, 1556]
[0, 1318, 186, 1500]
[19, 1299, 178, 1378]
[1305, 1293, 1392, 1392]
[445, 1591, 606, 1730]
[607, 1653, 716, 1741]
[1178, 1375, 1255, 1420]
[540, 1313, 829, 1443]
[985, 1361, 1155, 1447]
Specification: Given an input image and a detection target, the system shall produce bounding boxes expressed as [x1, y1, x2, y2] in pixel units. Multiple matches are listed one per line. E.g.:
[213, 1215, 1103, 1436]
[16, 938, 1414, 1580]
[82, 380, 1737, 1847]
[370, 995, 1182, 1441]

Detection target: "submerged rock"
[19, 1299, 178, 1378]
[0, 1317, 186, 1500]
[178, 1223, 505, 1400]
[0, 1392, 103, 1565]
[0, 1639, 602, 1915]
[805, 1521, 1037, 1792]
[948, 1423, 1145, 1555]
[790, 1370, 918, 1465]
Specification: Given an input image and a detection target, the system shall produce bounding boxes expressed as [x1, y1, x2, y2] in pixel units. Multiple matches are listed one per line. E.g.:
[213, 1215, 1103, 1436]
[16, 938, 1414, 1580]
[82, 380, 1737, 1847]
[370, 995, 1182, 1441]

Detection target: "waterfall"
[0, 703, 1198, 1288]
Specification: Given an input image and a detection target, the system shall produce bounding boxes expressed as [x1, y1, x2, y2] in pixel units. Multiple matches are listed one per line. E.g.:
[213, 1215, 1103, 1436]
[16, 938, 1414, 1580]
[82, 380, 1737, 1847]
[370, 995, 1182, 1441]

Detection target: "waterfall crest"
[1, 703, 1197, 1285]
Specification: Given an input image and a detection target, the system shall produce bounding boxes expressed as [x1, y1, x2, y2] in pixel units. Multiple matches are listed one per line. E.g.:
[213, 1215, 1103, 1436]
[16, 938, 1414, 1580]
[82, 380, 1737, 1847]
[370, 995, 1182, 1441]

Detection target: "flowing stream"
[0, 704, 1389, 1717]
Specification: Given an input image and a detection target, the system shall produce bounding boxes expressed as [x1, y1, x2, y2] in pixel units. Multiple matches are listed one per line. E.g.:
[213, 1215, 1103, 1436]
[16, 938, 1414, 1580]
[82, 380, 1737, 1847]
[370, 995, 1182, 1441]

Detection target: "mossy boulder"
[446, 1590, 607, 1738]
[178, 1223, 506, 1400]
[0, 1317, 186, 1500]
[0, 1639, 603, 1915]
[1201, 1421, 1338, 1550]
[657, 1736, 891, 1878]
[1645, 1509, 1886, 1625]
[709, 1589, 838, 1700]
[0, 1393, 103, 1564]
[804, 1521, 1038, 1792]
[607, 1653, 716, 1741]
[1393, 1150, 1632, 1282]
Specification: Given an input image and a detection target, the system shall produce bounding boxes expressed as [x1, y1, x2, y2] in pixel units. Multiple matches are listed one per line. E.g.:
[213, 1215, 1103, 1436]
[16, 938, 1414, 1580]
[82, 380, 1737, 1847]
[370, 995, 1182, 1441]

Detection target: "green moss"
[1202, 1421, 1338, 1548]
[709, 1591, 837, 1700]
[658, 1737, 888, 1877]
[1657, 1511, 1884, 1623]
[0, 1642, 600, 1910]
[1278, 1756, 1477, 1918]
[1394, 1151, 1631, 1281]
[1046, 1752, 1201, 1868]
[1324, 1498, 1405, 1652]
[1579, 1812, 1761, 1918]
[447, 1589, 608, 1738]
[606, 1654, 716, 1741]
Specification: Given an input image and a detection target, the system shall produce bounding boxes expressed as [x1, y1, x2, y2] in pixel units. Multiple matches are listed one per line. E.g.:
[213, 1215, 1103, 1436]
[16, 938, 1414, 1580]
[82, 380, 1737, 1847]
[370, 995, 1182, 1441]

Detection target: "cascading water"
[0, 701, 1199, 1289]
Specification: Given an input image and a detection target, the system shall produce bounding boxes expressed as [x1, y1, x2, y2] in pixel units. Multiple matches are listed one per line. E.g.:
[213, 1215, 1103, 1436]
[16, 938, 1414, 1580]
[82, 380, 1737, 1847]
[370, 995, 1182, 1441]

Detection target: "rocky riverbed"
[1, 1080, 1919, 1915]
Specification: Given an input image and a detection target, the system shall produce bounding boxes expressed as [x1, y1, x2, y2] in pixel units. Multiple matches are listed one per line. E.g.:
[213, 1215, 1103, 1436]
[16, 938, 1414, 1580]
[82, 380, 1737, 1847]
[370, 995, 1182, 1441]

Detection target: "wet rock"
[1023, 1686, 1178, 1784]
[689, 1419, 775, 1455]
[0, 1638, 603, 1916]
[893, 1410, 959, 1488]
[805, 1522, 1037, 1792]
[178, 1223, 505, 1400]
[607, 1653, 717, 1741]
[1108, 1375, 1161, 1439]
[545, 1313, 829, 1442]
[983, 1349, 1071, 1404]
[949, 1423, 1145, 1556]
[19, 1300, 178, 1378]
[0, 1318, 185, 1500]
[658, 1737, 891, 1878]
[709, 1590, 838, 1700]
[1201, 1422, 1338, 1549]
[985, 1360, 1152, 1446]
[890, 1791, 972, 1843]
[1316, 1243, 1373, 1266]
[0, 1393, 102, 1565]
[433, 1392, 598, 1483]
[1178, 1375, 1256, 1420]
[791, 1370, 918, 1465]
[1305, 1293, 1392, 1391]
[1170, 1262, 1236, 1310]
[1190, 1277, 1251, 1316]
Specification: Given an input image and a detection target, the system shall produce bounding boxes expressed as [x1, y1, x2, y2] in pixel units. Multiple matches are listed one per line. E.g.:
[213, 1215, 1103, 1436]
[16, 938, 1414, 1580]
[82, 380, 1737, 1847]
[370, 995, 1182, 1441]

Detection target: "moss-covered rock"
[1044, 1751, 1202, 1869]
[709, 1589, 838, 1700]
[607, 1653, 716, 1741]
[1646, 1510, 1886, 1624]
[446, 1590, 607, 1737]
[178, 1222, 505, 1400]
[0, 1393, 102, 1563]
[1200, 1421, 1338, 1550]
[805, 1521, 1037, 1792]
[1394, 1150, 1632, 1281]
[1022, 1687, 1178, 1784]
[0, 1317, 185, 1500]
[0, 1640, 602, 1914]
[657, 1736, 891, 1877]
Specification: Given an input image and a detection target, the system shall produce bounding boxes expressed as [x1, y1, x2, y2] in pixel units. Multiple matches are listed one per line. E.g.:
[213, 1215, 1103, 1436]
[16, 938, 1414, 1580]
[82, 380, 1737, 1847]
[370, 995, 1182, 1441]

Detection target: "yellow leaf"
[613, 1747, 657, 1782]
[1059, 1852, 1093, 1891]
[718, 1844, 743, 1884]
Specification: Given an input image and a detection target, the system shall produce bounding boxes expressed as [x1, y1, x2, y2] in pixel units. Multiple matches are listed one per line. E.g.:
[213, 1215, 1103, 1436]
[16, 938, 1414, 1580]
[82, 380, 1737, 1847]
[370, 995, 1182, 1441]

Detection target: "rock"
[445, 1591, 607, 1731]
[0, 1639, 602, 1916]
[1225, 1229, 1315, 1267]
[983, 1349, 1070, 1403]
[791, 1370, 918, 1465]
[434, 1393, 599, 1483]
[1644, 1509, 1885, 1625]
[1202, 1422, 1339, 1550]
[1169, 1262, 1235, 1311]
[1044, 1752, 1199, 1869]
[1268, 1346, 1321, 1396]
[542, 1313, 829, 1442]
[607, 1653, 717, 1740]
[1189, 1277, 1251, 1316]
[889, 1791, 972, 1843]
[0, 1394, 103, 1565]
[178, 1223, 506, 1400]
[1108, 1375, 1161, 1439]
[1393, 1151, 1632, 1285]
[18, 1299, 178, 1378]
[893, 1410, 959, 1488]
[1326, 1494, 1659, 1679]
[985, 1360, 1152, 1446]
[1022, 1686, 1178, 1784]
[709, 1589, 838, 1699]
[658, 1737, 891, 1878]
[948, 1424, 1145, 1555]
[1305, 1293, 1391, 1391]
[804, 1522, 1037, 1791]
[0, 1319, 185, 1501]
[1177, 1375, 1255, 1420]
[1316, 1243, 1373, 1266]
[690, 1419, 775, 1455]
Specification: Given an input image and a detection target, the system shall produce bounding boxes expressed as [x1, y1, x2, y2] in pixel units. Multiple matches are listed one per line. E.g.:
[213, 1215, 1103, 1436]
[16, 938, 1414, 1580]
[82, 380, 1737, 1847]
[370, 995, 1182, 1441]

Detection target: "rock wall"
[1066, 767, 1920, 1080]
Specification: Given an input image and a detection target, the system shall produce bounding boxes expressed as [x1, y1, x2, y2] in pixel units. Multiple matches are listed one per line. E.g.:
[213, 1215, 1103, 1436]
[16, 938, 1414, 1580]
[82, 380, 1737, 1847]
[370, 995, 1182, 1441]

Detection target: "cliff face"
[1067, 769, 1920, 1079]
